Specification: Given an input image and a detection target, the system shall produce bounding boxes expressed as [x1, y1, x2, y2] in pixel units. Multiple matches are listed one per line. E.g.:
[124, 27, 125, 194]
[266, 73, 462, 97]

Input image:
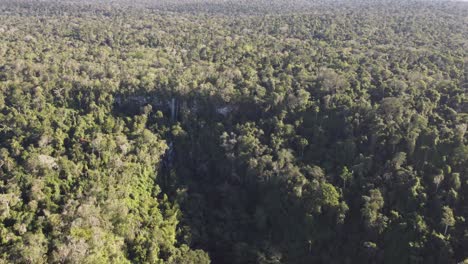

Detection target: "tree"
[339, 166, 353, 189]
[362, 189, 386, 232]
[433, 171, 445, 193]
[441, 206, 455, 236]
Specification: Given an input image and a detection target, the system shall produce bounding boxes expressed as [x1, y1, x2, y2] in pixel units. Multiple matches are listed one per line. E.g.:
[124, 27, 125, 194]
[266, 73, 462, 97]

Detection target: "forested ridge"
[0, 0, 467, 263]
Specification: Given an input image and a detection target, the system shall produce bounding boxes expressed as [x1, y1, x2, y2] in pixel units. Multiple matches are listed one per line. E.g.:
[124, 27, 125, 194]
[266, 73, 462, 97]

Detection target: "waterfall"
[171, 98, 176, 122]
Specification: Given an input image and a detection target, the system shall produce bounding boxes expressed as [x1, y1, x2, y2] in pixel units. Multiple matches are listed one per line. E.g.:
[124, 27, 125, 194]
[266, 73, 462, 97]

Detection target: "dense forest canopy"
[0, 0, 467, 263]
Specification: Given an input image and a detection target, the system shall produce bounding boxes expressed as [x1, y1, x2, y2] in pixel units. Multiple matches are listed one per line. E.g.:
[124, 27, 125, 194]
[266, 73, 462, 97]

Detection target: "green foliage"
[0, 0, 467, 263]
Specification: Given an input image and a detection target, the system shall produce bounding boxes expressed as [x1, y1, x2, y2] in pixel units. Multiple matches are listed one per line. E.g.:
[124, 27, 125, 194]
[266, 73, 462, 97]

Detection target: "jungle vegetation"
[0, 0, 467, 263]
